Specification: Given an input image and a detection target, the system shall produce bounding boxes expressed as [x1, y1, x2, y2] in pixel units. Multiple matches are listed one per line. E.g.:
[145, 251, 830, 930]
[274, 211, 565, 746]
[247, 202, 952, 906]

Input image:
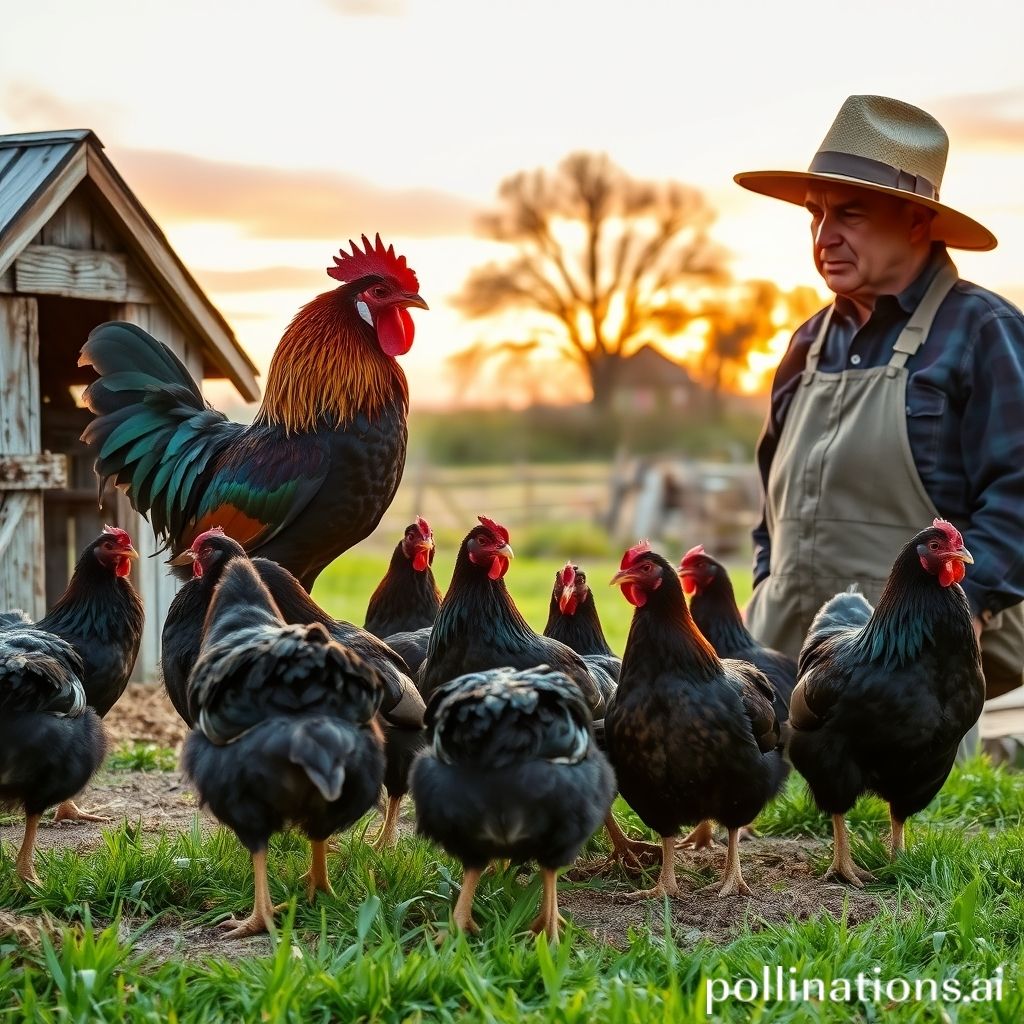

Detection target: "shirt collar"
[834, 244, 953, 322]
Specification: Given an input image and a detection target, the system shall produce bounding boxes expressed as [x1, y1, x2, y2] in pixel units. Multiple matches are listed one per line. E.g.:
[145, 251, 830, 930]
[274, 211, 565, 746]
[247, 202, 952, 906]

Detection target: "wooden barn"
[0, 129, 260, 680]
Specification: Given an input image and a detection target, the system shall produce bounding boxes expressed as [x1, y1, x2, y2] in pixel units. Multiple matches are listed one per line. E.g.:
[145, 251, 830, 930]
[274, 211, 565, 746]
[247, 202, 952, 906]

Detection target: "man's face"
[805, 184, 929, 304]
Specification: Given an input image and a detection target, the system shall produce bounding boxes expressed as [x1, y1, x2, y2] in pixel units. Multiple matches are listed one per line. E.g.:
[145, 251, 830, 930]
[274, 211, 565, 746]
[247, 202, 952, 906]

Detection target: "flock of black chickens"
[0, 237, 985, 944]
[0, 513, 984, 942]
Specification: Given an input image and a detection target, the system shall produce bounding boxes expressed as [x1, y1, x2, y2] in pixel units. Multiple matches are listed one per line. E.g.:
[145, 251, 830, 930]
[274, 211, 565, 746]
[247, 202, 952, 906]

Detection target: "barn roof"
[0, 129, 260, 401]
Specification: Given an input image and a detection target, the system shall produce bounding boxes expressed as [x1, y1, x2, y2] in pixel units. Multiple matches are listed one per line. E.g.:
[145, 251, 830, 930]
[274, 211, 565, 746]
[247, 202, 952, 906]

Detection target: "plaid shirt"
[753, 244, 1024, 618]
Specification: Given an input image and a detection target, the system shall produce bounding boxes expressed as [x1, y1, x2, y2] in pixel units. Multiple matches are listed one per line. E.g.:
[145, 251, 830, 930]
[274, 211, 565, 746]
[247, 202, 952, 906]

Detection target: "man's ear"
[908, 204, 936, 245]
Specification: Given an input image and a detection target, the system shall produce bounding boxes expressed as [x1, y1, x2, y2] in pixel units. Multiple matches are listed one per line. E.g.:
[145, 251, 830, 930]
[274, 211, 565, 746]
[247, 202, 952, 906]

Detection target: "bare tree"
[453, 152, 729, 408]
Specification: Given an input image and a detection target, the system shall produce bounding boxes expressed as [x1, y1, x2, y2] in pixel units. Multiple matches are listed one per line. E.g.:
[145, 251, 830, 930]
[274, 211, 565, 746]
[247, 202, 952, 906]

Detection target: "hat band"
[808, 150, 939, 200]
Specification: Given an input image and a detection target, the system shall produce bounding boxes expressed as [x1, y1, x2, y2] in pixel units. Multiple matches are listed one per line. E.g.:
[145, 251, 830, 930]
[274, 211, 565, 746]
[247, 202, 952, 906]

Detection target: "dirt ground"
[1, 687, 883, 960]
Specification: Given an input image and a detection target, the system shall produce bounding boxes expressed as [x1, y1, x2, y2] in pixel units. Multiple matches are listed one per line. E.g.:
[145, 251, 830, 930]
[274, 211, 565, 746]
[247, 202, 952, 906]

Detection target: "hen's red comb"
[414, 515, 432, 540]
[191, 526, 227, 550]
[621, 540, 652, 569]
[477, 516, 510, 545]
[680, 543, 706, 567]
[560, 562, 576, 588]
[327, 233, 419, 292]
[102, 525, 133, 548]
[933, 518, 964, 548]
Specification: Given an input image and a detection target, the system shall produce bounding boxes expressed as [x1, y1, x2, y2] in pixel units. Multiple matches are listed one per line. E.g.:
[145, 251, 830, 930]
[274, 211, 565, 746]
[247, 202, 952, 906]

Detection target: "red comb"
[933, 517, 964, 548]
[327, 233, 419, 292]
[191, 526, 226, 550]
[414, 515, 432, 540]
[560, 562, 576, 587]
[621, 539, 652, 569]
[477, 516, 510, 545]
[680, 543, 706, 566]
[102, 525, 133, 548]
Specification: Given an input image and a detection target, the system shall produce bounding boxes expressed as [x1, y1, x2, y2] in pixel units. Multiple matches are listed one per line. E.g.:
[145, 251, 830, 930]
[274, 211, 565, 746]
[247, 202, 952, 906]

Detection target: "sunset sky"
[4, 0, 1024, 412]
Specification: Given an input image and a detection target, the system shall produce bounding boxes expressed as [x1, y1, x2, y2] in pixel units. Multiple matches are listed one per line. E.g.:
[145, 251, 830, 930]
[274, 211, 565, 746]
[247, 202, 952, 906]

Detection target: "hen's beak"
[609, 567, 644, 587]
[952, 546, 974, 565]
[415, 538, 435, 554]
[400, 292, 429, 311]
[495, 543, 514, 560]
[167, 549, 197, 567]
[123, 546, 140, 560]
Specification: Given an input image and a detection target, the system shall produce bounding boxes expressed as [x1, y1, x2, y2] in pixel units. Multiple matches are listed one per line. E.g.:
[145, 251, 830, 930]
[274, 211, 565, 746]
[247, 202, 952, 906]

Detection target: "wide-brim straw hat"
[734, 95, 996, 251]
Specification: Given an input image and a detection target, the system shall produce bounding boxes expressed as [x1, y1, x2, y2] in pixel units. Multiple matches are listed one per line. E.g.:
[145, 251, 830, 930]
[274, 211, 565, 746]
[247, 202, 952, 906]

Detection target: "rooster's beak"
[400, 292, 429, 311]
[496, 543, 514, 560]
[609, 567, 643, 587]
[952, 546, 975, 565]
[123, 546, 140, 560]
[167, 550, 197, 567]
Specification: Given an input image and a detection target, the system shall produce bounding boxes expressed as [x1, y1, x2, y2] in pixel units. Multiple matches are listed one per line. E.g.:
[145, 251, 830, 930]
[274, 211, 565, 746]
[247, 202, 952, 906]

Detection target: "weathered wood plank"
[0, 296, 44, 618]
[39, 189, 95, 249]
[15, 244, 128, 302]
[0, 452, 68, 490]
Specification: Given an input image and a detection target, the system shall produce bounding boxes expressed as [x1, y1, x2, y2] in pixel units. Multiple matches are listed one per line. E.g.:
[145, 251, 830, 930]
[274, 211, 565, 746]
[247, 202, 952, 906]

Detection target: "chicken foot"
[53, 799, 110, 824]
[888, 811, 905, 859]
[451, 866, 483, 935]
[824, 814, 875, 887]
[614, 836, 679, 901]
[717, 827, 752, 897]
[15, 813, 42, 885]
[529, 868, 567, 942]
[370, 795, 403, 850]
[295, 839, 335, 902]
[601, 812, 663, 872]
[218, 849, 276, 938]
[678, 819, 719, 851]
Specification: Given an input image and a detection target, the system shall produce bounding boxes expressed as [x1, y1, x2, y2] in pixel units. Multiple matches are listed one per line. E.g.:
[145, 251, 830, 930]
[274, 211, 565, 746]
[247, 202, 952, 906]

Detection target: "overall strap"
[885, 263, 959, 377]
[802, 308, 833, 386]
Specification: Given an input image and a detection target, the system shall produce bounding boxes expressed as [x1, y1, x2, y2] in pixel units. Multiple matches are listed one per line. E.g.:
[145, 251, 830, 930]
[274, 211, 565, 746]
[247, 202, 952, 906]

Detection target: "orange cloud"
[932, 90, 1024, 148]
[192, 266, 326, 294]
[110, 147, 478, 240]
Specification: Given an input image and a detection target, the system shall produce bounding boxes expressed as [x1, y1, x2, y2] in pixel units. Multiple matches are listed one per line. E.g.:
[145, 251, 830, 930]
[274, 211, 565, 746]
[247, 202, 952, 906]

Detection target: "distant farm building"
[610, 344, 696, 415]
[0, 129, 259, 680]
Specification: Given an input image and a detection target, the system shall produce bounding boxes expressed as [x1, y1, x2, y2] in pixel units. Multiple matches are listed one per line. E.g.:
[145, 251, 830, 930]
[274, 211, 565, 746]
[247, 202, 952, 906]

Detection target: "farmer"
[736, 95, 1024, 740]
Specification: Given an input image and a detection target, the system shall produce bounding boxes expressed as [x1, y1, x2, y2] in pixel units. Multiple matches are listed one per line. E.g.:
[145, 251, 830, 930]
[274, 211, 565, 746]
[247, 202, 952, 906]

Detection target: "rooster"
[164, 528, 424, 849]
[0, 617, 106, 883]
[364, 517, 441, 637]
[5, 527, 143, 822]
[418, 518, 614, 716]
[183, 558, 385, 937]
[677, 545, 794, 850]
[411, 666, 614, 940]
[80, 235, 427, 590]
[605, 542, 783, 900]
[789, 519, 984, 887]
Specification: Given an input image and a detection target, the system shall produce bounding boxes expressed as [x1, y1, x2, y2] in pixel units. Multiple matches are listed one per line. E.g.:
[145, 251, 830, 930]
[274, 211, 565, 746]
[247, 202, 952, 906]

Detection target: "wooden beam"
[14, 244, 128, 302]
[0, 452, 68, 490]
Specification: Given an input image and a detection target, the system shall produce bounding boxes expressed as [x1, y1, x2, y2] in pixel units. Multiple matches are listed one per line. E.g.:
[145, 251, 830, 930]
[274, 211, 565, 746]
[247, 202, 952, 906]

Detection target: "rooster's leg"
[678, 819, 719, 851]
[218, 849, 276, 938]
[452, 865, 484, 935]
[888, 811, 905, 859]
[602, 812, 663, 872]
[615, 836, 679, 901]
[824, 814, 875, 887]
[52, 799, 110, 824]
[14, 813, 42, 885]
[370, 795, 403, 850]
[529, 868, 566, 942]
[296, 839, 335, 902]
[717, 827, 753, 897]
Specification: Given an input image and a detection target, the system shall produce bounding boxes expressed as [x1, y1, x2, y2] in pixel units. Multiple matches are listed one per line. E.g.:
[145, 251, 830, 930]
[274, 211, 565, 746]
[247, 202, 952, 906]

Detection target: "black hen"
[543, 562, 621, 681]
[418, 518, 614, 716]
[183, 558, 385, 937]
[411, 666, 614, 940]
[164, 529, 424, 849]
[364, 517, 441, 637]
[0, 619, 106, 883]
[789, 520, 984, 886]
[11, 528, 143, 822]
[605, 542, 783, 899]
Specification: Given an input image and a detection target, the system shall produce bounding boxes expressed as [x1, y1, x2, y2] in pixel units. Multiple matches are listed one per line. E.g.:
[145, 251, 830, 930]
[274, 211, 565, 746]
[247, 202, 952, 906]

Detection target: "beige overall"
[746, 264, 1024, 701]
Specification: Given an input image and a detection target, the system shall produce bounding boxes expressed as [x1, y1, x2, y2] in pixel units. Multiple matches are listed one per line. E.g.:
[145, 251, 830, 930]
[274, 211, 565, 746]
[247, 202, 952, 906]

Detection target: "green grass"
[311, 548, 754, 655]
[107, 744, 179, 774]
[2, 759, 1023, 1021]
